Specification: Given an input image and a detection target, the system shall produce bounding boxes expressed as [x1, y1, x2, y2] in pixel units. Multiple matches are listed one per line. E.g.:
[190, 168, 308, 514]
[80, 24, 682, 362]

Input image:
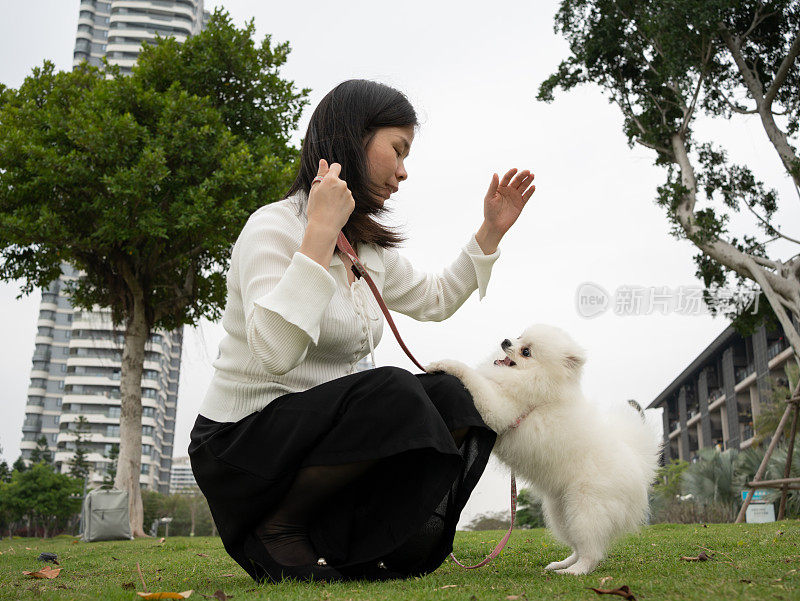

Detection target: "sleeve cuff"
[464, 233, 501, 300]
[253, 251, 337, 344]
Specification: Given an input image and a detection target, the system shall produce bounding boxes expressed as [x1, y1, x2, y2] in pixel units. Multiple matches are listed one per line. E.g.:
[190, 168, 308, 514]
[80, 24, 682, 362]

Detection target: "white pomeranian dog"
[425, 323, 662, 575]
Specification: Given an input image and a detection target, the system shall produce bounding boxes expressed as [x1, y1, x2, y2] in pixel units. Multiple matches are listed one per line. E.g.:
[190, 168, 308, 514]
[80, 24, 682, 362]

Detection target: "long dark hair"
[285, 79, 418, 249]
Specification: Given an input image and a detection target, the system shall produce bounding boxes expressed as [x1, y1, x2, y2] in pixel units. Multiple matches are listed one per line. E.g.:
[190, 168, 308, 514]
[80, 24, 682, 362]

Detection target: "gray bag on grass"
[80, 488, 133, 542]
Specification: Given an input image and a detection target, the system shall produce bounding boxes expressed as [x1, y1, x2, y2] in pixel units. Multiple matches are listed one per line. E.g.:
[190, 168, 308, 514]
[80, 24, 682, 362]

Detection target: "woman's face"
[364, 125, 414, 203]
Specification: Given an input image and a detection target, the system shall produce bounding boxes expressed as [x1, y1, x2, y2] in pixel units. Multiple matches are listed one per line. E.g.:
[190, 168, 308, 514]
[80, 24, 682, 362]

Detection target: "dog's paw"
[545, 554, 578, 571]
[554, 559, 597, 575]
[424, 359, 467, 376]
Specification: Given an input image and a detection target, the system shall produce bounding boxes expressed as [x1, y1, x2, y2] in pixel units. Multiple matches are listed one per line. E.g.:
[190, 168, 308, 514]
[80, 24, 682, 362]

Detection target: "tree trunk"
[189, 498, 196, 537]
[114, 288, 149, 537]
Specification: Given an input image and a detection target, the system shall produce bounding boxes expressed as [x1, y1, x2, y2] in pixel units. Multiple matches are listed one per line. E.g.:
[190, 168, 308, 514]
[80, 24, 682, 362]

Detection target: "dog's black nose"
[501, 339, 511, 350]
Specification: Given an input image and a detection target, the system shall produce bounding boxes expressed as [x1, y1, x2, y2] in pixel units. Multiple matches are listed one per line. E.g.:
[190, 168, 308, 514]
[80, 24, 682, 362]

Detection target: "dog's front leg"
[425, 360, 520, 433]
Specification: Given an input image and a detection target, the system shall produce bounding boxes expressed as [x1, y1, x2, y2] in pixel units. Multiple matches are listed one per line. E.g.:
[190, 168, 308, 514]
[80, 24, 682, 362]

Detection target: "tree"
[463, 510, 512, 531]
[516, 488, 546, 528]
[29, 435, 53, 465]
[3, 463, 82, 537]
[680, 448, 740, 521]
[11, 456, 27, 473]
[103, 443, 119, 488]
[67, 415, 92, 481]
[0, 9, 308, 536]
[539, 0, 800, 356]
[0, 444, 11, 484]
[653, 458, 691, 500]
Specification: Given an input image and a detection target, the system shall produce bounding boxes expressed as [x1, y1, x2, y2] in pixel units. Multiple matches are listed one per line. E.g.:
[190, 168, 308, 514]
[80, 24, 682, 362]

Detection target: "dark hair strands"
[285, 79, 419, 250]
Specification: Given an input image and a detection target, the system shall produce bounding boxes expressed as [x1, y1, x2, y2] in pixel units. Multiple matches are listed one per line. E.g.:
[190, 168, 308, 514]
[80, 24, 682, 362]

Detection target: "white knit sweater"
[198, 191, 501, 423]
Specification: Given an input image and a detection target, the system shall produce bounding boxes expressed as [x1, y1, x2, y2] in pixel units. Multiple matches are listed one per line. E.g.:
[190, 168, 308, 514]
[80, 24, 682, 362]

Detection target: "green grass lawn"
[2, 522, 798, 600]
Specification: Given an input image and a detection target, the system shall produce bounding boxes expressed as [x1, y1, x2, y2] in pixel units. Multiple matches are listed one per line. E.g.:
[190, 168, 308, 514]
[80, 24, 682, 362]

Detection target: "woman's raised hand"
[483, 168, 535, 237]
[307, 159, 356, 233]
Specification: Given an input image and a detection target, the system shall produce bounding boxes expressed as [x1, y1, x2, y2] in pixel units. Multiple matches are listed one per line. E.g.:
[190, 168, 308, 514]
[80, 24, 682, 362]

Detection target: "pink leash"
[335, 231, 523, 569]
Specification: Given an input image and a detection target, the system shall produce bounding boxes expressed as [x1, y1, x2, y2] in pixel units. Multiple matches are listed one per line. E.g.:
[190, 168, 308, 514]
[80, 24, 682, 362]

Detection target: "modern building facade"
[648, 317, 799, 463]
[20, 263, 182, 493]
[74, 0, 210, 76]
[169, 455, 197, 494]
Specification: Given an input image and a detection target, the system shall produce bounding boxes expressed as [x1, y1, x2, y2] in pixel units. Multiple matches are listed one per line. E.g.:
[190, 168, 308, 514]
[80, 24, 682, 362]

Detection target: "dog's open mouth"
[494, 356, 516, 367]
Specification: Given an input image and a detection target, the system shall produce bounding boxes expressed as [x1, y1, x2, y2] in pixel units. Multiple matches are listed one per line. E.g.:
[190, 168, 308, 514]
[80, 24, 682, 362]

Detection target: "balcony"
[735, 364, 754, 383]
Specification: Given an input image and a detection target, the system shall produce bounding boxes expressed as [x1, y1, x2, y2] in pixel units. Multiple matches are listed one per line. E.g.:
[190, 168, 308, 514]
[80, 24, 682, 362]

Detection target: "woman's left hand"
[483, 168, 535, 237]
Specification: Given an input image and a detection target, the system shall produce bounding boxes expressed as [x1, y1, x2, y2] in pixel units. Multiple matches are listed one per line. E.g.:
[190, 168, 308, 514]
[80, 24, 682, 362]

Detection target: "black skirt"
[188, 365, 496, 581]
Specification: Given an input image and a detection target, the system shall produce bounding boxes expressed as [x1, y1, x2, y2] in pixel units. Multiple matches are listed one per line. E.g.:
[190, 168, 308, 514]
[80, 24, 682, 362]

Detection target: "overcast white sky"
[1, 1, 798, 526]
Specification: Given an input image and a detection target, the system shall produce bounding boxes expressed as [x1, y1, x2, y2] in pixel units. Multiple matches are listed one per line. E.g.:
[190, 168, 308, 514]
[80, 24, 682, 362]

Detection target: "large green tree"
[539, 0, 800, 355]
[2, 462, 82, 537]
[0, 9, 308, 536]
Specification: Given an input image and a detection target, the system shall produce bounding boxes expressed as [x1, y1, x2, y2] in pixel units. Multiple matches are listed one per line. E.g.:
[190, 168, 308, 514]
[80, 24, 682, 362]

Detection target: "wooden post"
[735, 397, 795, 523]
[778, 399, 799, 519]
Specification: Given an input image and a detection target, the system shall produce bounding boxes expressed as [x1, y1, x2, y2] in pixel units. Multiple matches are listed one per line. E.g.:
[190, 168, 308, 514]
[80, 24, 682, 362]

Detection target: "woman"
[188, 79, 535, 584]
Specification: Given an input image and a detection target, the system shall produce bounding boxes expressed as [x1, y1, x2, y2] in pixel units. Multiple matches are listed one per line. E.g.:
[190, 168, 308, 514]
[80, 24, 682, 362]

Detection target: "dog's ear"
[563, 349, 586, 372]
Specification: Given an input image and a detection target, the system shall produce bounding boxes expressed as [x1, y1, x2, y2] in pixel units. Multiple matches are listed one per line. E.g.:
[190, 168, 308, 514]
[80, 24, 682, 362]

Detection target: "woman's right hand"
[307, 159, 355, 234]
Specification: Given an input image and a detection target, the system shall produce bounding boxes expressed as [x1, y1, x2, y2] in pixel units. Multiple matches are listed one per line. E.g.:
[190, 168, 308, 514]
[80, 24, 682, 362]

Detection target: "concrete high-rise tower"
[19, 1, 210, 493]
[21, 264, 183, 493]
[74, 0, 209, 76]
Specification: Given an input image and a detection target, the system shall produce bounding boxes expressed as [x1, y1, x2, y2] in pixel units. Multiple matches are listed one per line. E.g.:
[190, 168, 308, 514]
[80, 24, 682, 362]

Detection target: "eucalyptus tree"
[539, 0, 800, 351]
[0, 10, 308, 535]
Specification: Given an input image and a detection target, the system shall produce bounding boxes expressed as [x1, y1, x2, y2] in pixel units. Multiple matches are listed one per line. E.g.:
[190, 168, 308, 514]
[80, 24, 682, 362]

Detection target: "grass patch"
[2, 521, 798, 600]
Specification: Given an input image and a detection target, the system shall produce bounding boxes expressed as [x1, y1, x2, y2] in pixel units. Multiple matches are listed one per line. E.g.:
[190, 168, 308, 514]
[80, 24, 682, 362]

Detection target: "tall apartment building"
[19, 0, 210, 493]
[648, 318, 799, 462]
[74, 0, 209, 75]
[21, 264, 183, 493]
[169, 456, 197, 494]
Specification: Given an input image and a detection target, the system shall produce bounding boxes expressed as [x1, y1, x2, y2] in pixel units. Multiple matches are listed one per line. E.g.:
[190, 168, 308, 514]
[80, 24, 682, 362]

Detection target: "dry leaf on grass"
[588, 585, 636, 600]
[506, 595, 525, 600]
[199, 591, 234, 601]
[195, 553, 210, 557]
[681, 551, 712, 561]
[22, 566, 61, 579]
[437, 585, 458, 589]
[219, 574, 234, 577]
[136, 591, 193, 599]
[600, 576, 614, 586]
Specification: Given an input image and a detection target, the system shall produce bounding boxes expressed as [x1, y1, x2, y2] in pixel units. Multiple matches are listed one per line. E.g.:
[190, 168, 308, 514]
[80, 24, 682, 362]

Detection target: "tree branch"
[679, 44, 712, 137]
[719, 24, 800, 187]
[710, 81, 758, 114]
[743, 254, 800, 360]
[670, 132, 797, 302]
[742, 199, 800, 245]
[740, 5, 776, 43]
[748, 253, 782, 271]
[764, 29, 800, 107]
[635, 138, 672, 155]
[156, 244, 205, 271]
